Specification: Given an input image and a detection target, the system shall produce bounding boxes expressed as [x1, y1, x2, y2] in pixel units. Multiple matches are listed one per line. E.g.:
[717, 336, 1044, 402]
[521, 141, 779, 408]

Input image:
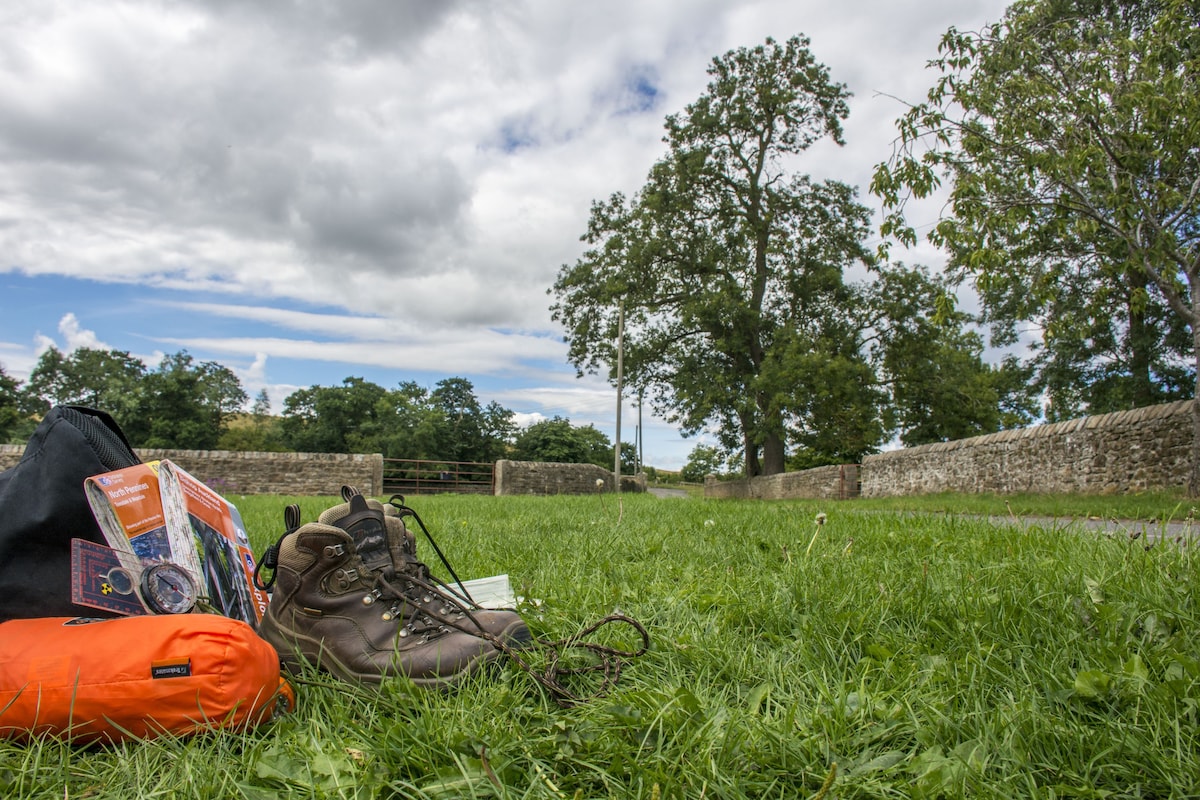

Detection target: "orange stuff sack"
[0, 614, 294, 744]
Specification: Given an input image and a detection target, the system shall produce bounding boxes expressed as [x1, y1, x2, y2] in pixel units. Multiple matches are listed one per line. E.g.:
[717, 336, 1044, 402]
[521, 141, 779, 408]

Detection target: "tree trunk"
[1128, 269, 1154, 408]
[762, 432, 786, 476]
[1190, 394, 1200, 498]
[742, 423, 761, 478]
[743, 442, 761, 477]
[755, 392, 787, 476]
[1191, 320, 1200, 498]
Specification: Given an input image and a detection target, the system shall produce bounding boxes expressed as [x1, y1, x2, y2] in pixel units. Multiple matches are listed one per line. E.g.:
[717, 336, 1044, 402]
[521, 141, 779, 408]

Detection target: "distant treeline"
[0, 346, 642, 472]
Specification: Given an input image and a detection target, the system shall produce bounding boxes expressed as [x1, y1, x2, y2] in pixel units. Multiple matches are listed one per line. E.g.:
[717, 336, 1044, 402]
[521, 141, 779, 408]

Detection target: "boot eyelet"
[362, 595, 374, 606]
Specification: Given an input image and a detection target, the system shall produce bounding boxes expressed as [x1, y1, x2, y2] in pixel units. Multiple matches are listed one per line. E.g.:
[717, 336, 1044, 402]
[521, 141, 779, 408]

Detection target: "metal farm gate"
[381, 458, 494, 495]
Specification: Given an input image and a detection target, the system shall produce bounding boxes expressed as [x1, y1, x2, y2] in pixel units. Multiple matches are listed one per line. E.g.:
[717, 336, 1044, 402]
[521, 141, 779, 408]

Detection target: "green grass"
[846, 489, 1194, 522]
[4, 493, 1199, 798]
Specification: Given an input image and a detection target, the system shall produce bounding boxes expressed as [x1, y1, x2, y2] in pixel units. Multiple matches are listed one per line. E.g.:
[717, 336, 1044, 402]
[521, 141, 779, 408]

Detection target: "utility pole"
[613, 300, 624, 492]
[637, 388, 644, 473]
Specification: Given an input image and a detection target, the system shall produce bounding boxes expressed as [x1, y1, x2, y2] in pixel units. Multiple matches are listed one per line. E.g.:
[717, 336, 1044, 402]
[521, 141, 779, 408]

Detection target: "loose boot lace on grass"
[369, 489, 649, 706]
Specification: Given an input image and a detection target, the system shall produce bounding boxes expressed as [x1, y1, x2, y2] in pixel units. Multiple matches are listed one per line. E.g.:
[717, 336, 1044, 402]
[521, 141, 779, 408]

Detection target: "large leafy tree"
[760, 309, 888, 467]
[871, 0, 1200, 488]
[552, 35, 876, 476]
[0, 364, 26, 444]
[511, 416, 613, 468]
[864, 264, 1040, 445]
[1031, 265, 1191, 419]
[280, 377, 390, 454]
[370, 381, 444, 460]
[430, 377, 514, 463]
[21, 346, 247, 448]
[126, 351, 248, 449]
[280, 376, 515, 462]
[24, 346, 147, 421]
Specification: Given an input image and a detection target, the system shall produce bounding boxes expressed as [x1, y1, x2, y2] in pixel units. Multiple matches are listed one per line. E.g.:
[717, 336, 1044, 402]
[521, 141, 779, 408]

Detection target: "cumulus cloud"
[31, 313, 107, 357]
[0, 0, 1013, 461]
[0, 0, 1010, 327]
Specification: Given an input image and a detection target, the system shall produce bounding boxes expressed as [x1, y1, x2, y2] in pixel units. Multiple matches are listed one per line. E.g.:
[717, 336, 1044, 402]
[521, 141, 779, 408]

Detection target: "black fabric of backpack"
[0, 406, 141, 621]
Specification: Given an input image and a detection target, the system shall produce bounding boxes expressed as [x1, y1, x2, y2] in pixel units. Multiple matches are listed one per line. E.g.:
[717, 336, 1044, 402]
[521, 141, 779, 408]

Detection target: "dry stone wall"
[2, 441, 645, 498]
[861, 400, 1192, 497]
[701, 400, 1193, 500]
[0, 445, 382, 496]
[705, 464, 859, 500]
[140, 449, 383, 497]
[0, 446, 23, 473]
[493, 459, 646, 495]
[6, 399, 1190, 498]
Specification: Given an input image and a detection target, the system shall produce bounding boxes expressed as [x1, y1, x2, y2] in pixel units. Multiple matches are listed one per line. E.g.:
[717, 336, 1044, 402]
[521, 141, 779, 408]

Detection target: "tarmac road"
[972, 513, 1197, 544]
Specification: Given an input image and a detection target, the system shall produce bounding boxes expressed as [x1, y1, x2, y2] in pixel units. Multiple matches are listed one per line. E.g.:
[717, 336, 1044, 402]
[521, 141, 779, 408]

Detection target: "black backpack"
[0, 406, 140, 620]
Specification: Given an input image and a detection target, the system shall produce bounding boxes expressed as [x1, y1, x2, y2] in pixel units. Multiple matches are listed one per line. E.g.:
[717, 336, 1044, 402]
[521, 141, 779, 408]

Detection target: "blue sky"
[0, 0, 1011, 469]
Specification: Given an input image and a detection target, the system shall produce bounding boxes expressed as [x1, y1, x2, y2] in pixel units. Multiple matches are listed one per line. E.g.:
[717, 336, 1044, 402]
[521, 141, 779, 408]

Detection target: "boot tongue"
[334, 494, 394, 576]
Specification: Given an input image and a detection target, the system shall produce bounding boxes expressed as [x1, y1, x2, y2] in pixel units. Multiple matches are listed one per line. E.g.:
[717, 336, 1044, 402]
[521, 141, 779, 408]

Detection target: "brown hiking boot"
[256, 519, 499, 687]
[319, 492, 531, 648]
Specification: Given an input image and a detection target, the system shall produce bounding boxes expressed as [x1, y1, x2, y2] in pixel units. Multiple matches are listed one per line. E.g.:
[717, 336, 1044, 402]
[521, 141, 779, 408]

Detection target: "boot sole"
[259, 614, 500, 690]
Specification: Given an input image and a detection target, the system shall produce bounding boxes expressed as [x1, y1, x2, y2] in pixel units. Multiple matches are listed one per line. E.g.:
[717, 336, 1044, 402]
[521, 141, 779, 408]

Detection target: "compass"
[139, 563, 198, 614]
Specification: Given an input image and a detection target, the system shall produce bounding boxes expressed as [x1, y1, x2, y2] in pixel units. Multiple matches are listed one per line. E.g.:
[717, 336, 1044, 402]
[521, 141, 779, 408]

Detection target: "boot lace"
[384, 494, 650, 707]
[255, 494, 650, 706]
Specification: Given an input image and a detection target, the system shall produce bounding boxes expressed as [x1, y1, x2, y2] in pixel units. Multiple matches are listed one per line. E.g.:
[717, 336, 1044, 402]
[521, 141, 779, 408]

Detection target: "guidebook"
[158, 460, 268, 626]
[83, 460, 202, 583]
[80, 460, 266, 626]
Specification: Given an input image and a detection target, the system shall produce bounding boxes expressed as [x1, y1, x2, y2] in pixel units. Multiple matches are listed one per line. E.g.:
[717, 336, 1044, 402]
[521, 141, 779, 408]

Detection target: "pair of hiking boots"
[255, 491, 529, 688]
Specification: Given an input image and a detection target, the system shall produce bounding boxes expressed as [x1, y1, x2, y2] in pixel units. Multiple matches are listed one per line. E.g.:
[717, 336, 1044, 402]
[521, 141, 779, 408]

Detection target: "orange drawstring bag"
[0, 614, 293, 744]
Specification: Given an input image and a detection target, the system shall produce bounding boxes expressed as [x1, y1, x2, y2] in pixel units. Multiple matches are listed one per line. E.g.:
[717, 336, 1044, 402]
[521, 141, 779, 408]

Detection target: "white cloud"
[56, 312, 105, 352]
[511, 411, 546, 430]
[245, 352, 269, 382]
[151, 329, 567, 377]
[0, 342, 35, 378]
[491, 384, 616, 421]
[0, 0, 1011, 327]
[26, 313, 107, 363]
[0, 0, 1015, 464]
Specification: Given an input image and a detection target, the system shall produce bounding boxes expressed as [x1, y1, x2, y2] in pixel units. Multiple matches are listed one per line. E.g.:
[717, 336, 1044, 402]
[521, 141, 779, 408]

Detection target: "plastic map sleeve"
[158, 460, 268, 626]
